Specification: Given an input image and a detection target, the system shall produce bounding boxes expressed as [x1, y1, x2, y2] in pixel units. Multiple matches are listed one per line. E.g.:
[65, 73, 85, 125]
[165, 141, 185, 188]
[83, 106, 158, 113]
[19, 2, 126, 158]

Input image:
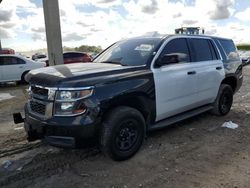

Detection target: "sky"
[1, 0, 250, 52]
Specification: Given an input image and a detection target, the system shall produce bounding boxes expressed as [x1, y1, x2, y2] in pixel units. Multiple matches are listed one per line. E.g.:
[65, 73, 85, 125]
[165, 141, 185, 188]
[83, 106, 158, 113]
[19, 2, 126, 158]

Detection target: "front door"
[152, 38, 198, 122]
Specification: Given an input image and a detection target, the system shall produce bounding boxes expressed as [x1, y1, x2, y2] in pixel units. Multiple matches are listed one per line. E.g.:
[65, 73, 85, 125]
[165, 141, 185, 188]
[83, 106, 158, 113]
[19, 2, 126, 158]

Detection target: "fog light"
[61, 102, 74, 110]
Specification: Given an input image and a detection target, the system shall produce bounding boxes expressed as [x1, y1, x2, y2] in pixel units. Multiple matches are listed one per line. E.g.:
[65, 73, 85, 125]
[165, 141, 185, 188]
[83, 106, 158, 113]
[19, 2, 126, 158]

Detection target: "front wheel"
[211, 84, 233, 116]
[100, 106, 146, 161]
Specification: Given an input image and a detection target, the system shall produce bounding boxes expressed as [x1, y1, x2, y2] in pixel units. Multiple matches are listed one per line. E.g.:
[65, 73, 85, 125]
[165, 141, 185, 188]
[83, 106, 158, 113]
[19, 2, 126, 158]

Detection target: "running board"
[149, 105, 213, 131]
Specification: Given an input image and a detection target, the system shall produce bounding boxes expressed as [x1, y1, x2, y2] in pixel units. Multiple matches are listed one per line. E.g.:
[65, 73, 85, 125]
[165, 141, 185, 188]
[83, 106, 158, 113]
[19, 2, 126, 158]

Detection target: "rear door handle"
[19, 66, 23, 68]
[216, 66, 222, 70]
[187, 71, 196, 75]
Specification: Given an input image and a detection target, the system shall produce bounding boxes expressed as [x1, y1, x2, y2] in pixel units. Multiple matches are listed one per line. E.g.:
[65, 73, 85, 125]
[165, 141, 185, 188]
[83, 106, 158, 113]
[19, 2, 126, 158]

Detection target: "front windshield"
[94, 38, 162, 66]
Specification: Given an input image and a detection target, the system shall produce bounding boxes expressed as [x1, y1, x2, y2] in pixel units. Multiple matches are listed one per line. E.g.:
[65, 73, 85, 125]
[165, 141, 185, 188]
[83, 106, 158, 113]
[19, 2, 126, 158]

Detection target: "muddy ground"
[0, 67, 250, 188]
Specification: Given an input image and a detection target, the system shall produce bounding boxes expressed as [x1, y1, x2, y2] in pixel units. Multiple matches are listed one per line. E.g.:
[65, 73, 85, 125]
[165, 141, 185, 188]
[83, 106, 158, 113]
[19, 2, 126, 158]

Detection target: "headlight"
[56, 89, 93, 101]
[54, 88, 93, 116]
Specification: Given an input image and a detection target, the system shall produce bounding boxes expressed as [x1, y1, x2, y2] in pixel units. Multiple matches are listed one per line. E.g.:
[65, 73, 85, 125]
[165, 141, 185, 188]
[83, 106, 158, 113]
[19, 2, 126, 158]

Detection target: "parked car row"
[0, 51, 93, 83]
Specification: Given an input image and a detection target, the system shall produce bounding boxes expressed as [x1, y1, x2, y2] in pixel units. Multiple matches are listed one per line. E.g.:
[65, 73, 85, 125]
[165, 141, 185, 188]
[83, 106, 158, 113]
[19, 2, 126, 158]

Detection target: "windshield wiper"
[100, 60, 128, 66]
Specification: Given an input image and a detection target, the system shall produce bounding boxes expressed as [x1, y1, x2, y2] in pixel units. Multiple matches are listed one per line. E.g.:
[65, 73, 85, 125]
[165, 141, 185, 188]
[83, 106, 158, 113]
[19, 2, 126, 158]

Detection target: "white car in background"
[0, 54, 46, 83]
[239, 50, 250, 66]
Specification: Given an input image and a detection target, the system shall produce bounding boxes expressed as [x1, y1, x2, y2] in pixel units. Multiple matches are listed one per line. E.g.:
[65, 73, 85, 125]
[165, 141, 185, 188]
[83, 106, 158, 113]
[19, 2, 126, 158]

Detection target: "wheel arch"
[21, 70, 30, 81]
[100, 93, 155, 129]
[221, 75, 237, 93]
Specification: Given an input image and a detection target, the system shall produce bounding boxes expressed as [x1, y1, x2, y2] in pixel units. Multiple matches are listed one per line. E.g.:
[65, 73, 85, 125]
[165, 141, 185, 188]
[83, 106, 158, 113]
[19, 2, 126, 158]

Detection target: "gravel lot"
[0, 66, 250, 188]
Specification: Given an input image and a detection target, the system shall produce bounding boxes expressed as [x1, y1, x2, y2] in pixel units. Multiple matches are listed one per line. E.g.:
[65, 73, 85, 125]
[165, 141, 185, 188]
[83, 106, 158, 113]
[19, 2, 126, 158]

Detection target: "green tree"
[237, 44, 250, 51]
[63, 45, 102, 53]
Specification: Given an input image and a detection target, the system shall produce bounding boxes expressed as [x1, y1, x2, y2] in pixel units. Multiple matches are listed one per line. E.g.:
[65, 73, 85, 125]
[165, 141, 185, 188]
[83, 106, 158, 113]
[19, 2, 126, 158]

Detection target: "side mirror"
[155, 54, 179, 67]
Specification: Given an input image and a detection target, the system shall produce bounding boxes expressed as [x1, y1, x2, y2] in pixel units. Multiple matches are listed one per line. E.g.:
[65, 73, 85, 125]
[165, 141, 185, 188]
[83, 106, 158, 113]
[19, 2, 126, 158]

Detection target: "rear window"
[63, 52, 84, 58]
[218, 39, 240, 61]
[190, 38, 217, 62]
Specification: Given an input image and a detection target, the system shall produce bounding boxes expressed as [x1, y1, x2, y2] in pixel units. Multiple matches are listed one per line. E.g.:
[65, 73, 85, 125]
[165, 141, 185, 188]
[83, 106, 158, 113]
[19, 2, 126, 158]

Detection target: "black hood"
[26, 62, 148, 87]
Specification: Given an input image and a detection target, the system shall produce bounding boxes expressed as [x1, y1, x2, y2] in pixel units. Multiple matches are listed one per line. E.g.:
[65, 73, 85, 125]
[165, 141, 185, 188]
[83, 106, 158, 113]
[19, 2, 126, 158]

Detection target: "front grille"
[30, 101, 46, 115]
[31, 86, 48, 97]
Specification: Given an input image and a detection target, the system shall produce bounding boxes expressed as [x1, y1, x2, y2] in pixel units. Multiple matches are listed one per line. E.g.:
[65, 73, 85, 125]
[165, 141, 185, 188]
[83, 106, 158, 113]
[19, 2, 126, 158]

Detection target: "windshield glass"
[94, 38, 162, 66]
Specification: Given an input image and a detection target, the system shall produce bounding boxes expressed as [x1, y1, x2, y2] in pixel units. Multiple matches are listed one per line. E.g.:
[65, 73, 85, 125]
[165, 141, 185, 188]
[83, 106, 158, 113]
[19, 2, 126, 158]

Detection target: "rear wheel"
[20, 71, 29, 84]
[211, 84, 233, 116]
[100, 106, 145, 161]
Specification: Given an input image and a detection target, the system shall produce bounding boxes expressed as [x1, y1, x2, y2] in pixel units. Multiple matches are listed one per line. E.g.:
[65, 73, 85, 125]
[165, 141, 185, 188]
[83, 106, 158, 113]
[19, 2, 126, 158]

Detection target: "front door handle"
[187, 71, 196, 75]
[216, 66, 222, 70]
[19, 66, 23, 68]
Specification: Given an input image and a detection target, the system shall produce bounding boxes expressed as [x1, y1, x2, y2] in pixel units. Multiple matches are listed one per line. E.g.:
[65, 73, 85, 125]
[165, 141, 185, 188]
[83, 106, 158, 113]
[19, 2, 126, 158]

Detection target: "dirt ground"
[0, 67, 250, 188]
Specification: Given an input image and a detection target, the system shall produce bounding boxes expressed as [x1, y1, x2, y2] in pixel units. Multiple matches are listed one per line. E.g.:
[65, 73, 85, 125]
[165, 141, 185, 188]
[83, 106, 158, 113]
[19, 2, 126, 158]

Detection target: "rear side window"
[17, 58, 25, 64]
[159, 38, 190, 63]
[190, 38, 216, 62]
[64, 53, 83, 58]
[0, 57, 24, 65]
[218, 39, 240, 61]
[0, 57, 3, 65]
[63, 53, 72, 58]
[72, 53, 83, 58]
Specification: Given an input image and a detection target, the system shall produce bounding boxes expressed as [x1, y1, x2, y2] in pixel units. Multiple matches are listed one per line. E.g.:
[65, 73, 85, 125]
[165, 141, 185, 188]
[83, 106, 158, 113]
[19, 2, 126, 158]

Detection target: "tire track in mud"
[0, 142, 42, 158]
[0, 147, 101, 188]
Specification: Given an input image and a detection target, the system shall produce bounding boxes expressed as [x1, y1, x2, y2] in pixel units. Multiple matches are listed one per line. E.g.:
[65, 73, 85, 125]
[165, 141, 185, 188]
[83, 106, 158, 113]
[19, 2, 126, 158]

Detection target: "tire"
[211, 84, 233, 116]
[20, 71, 29, 84]
[100, 106, 146, 161]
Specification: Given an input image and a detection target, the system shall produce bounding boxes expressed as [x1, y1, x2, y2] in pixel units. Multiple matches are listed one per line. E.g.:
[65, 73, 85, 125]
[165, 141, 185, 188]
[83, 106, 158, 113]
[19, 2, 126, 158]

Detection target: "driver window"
[159, 38, 190, 64]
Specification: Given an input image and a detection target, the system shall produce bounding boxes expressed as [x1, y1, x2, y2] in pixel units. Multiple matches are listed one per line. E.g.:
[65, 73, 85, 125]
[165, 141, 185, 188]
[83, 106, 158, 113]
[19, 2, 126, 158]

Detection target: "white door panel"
[2, 64, 23, 81]
[153, 63, 198, 121]
[1, 56, 26, 82]
[0, 66, 2, 81]
[195, 60, 225, 105]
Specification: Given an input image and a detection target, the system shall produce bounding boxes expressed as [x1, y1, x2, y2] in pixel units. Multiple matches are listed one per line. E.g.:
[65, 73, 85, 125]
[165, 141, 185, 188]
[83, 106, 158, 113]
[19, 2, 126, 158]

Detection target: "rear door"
[188, 38, 224, 105]
[152, 37, 199, 121]
[0, 57, 3, 81]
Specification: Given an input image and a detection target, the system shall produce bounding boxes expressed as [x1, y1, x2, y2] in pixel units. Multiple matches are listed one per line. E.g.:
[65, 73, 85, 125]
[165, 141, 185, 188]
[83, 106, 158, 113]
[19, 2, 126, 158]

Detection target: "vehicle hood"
[26, 62, 147, 87]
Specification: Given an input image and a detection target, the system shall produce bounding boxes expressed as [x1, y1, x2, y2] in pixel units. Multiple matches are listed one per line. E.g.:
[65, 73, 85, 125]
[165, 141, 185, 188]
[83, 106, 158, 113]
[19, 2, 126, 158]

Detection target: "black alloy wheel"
[211, 84, 233, 116]
[219, 89, 233, 115]
[115, 119, 139, 152]
[100, 106, 145, 161]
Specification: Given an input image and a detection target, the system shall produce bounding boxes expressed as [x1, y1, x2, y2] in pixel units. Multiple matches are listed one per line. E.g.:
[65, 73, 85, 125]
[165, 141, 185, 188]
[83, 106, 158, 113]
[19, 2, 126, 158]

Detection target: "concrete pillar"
[42, 0, 63, 65]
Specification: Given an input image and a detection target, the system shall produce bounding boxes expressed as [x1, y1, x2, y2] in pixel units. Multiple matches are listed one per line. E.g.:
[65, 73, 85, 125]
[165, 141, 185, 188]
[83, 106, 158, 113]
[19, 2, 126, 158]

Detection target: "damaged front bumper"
[13, 104, 99, 148]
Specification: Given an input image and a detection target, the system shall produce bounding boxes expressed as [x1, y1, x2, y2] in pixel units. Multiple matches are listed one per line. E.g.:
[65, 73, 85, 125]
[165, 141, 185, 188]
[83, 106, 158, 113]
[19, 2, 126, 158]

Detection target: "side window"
[16, 58, 26, 64]
[208, 40, 219, 60]
[63, 53, 70, 58]
[74, 53, 84, 58]
[190, 39, 214, 62]
[70, 53, 78, 58]
[218, 39, 240, 61]
[159, 38, 190, 64]
[0, 57, 3, 66]
[2, 57, 18, 65]
[214, 39, 227, 61]
[65, 53, 81, 58]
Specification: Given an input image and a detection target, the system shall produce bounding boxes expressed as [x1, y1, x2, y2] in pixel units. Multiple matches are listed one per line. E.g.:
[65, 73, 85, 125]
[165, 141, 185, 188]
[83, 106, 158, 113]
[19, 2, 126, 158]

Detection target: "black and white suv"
[14, 34, 243, 160]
